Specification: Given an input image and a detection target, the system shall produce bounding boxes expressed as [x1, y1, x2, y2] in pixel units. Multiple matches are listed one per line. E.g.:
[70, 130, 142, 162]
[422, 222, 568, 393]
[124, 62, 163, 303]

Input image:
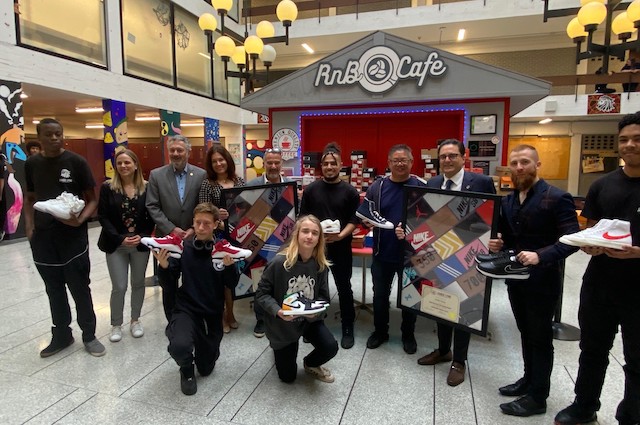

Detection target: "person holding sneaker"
[488, 144, 579, 417]
[246, 147, 292, 339]
[255, 215, 338, 383]
[555, 112, 640, 425]
[23, 118, 105, 358]
[363, 144, 426, 355]
[97, 149, 155, 343]
[300, 143, 360, 350]
[153, 202, 233, 395]
[146, 135, 206, 322]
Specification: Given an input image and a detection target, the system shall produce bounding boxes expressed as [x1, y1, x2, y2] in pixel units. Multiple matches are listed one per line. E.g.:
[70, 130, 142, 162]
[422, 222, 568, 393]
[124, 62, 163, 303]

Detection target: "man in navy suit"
[417, 139, 495, 387]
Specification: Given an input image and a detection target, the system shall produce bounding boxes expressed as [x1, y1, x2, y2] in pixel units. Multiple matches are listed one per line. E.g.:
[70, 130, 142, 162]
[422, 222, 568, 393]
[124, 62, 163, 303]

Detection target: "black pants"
[167, 309, 223, 376]
[506, 269, 560, 402]
[574, 273, 640, 424]
[327, 242, 355, 327]
[371, 258, 416, 336]
[437, 323, 470, 363]
[273, 320, 338, 383]
[31, 228, 96, 343]
[158, 274, 178, 322]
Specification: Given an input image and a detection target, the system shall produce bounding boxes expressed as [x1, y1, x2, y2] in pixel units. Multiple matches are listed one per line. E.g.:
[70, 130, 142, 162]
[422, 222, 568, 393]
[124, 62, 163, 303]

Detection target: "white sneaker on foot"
[304, 362, 335, 383]
[109, 326, 122, 342]
[130, 321, 144, 338]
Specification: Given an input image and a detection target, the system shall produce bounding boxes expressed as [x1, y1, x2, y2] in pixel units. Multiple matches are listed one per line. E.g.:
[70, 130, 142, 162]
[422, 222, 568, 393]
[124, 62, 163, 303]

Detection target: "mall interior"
[0, 0, 634, 424]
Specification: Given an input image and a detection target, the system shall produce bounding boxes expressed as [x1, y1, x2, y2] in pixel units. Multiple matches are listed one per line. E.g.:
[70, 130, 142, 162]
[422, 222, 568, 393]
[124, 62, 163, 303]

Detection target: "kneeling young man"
[153, 203, 234, 395]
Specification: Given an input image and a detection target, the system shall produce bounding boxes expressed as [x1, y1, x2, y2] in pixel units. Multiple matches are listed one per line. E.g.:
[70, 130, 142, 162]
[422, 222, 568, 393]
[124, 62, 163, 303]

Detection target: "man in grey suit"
[146, 135, 206, 321]
[246, 148, 289, 338]
[416, 138, 496, 386]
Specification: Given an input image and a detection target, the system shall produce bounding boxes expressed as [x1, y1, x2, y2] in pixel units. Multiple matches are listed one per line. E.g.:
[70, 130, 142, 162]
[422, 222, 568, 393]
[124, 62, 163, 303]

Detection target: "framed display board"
[222, 182, 299, 299]
[468, 140, 497, 157]
[470, 114, 497, 135]
[398, 186, 501, 336]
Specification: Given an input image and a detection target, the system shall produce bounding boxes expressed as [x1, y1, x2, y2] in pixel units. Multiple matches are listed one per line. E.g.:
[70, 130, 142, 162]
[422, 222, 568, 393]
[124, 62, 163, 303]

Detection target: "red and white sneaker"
[559, 219, 632, 250]
[211, 239, 252, 270]
[140, 234, 184, 258]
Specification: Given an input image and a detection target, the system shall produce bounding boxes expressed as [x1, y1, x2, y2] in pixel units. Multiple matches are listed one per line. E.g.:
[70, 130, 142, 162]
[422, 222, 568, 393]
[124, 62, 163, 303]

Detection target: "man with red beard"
[487, 144, 579, 417]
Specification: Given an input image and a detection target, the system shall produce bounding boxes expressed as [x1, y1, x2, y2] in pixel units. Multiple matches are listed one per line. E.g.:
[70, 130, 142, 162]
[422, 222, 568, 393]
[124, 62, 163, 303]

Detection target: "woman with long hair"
[255, 215, 338, 383]
[198, 144, 245, 333]
[98, 149, 155, 342]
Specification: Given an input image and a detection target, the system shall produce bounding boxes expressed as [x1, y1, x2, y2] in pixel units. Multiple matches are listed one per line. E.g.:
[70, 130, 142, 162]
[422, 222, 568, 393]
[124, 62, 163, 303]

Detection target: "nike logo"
[602, 232, 631, 240]
[235, 223, 255, 242]
[504, 265, 528, 273]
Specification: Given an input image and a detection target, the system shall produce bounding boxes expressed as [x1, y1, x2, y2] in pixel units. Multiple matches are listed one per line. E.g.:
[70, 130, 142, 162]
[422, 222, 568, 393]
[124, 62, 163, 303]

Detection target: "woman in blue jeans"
[98, 149, 154, 342]
[255, 215, 339, 383]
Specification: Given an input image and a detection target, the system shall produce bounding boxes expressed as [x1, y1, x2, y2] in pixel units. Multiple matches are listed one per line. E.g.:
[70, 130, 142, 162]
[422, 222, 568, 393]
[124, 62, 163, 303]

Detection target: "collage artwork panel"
[400, 187, 499, 336]
[222, 182, 298, 298]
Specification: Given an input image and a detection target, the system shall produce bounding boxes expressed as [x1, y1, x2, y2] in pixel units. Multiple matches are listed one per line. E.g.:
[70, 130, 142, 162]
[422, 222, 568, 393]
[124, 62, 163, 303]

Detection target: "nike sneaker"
[281, 291, 330, 316]
[559, 218, 632, 249]
[34, 192, 85, 220]
[476, 254, 530, 280]
[356, 197, 394, 230]
[320, 219, 341, 234]
[211, 239, 252, 270]
[141, 234, 184, 259]
[475, 249, 516, 264]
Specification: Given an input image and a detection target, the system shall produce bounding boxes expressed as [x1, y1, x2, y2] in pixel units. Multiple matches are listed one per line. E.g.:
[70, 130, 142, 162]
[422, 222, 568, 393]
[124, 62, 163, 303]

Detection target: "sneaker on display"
[211, 239, 252, 270]
[281, 292, 329, 316]
[304, 362, 335, 383]
[559, 218, 632, 249]
[34, 191, 85, 220]
[476, 255, 530, 280]
[475, 249, 516, 264]
[356, 197, 394, 230]
[320, 219, 341, 234]
[141, 234, 184, 259]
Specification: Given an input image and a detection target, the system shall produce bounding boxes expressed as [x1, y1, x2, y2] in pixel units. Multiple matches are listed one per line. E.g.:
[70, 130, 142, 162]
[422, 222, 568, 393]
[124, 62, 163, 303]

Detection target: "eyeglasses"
[390, 158, 411, 165]
[265, 148, 282, 154]
[438, 153, 461, 161]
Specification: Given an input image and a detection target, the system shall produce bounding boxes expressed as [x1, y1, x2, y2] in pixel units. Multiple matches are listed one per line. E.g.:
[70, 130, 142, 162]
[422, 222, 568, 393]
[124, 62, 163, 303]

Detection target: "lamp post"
[199, 0, 298, 94]
[544, 0, 640, 73]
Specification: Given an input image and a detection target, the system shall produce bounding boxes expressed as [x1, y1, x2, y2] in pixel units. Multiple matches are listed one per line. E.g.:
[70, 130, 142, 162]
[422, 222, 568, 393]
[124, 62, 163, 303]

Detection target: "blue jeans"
[371, 258, 416, 336]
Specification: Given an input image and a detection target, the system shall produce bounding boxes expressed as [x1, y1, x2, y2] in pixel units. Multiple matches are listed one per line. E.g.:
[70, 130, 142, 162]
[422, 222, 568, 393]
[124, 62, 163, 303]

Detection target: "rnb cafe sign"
[314, 46, 448, 93]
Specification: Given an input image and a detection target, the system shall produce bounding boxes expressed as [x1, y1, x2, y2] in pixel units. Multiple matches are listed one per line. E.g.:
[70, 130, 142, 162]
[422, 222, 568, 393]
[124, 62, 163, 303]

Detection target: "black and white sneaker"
[356, 197, 394, 230]
[282, 292, 329, 316]
[476, 255, 530, 280]
[474, 249, 516, 264]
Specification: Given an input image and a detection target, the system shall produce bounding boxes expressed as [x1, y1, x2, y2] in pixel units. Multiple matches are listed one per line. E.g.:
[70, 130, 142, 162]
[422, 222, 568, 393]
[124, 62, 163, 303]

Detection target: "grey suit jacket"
[146, 163, 207, 236]
[246, 175, 291, 187]
[426, 171, 496, 194]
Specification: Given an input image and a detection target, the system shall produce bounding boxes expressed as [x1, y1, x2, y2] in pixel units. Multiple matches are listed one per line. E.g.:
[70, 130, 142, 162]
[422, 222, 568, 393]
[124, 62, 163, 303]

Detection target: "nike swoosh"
[504, 265, 527, 273]
[602, 232, 631, 240]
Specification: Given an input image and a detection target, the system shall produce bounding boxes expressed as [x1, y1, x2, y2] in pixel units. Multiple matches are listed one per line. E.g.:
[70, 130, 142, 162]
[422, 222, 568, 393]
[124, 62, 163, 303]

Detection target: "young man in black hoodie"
[153, 202, 234, 395]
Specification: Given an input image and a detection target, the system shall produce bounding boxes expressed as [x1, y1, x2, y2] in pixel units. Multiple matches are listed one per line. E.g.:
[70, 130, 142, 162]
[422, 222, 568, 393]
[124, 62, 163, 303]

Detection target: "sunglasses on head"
[265, 148, 282, 154]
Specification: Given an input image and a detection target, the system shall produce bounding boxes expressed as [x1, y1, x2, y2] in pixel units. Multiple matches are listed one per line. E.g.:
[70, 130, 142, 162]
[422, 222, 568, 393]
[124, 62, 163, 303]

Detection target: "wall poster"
[399, 186, 500, 336]
[222, 182, 299, 299]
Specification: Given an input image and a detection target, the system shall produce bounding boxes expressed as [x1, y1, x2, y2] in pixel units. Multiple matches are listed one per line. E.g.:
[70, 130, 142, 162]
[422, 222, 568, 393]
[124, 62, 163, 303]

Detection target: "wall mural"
[102, 99, 128, 179]
[245, 139, 268, 182]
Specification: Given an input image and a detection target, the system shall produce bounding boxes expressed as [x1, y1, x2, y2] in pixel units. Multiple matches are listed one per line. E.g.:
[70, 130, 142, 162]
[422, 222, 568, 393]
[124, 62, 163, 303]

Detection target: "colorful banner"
[399, 186, 500, 336]
[102, 99, 127, 179]
[204, 117, 219, 152]
[222, 182, 299, 299]
[160, 110, 180, 164]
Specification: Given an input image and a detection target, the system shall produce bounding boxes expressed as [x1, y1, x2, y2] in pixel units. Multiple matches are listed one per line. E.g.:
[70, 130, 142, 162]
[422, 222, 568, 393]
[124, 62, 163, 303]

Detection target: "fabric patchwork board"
[398, 186, 500, 337]
[222, 182, 298, 298]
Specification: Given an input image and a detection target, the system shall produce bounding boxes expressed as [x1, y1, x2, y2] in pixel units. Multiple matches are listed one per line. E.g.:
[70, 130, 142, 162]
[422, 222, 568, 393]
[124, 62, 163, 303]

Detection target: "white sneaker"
[560, 219, 632, 249]
[130, 321, 144, 338]
[320, 219, 341, 234]
[281, 292, 329, 316]
[34, 191, 85, 220]
[109, 326, 122, 342]
[304, 362, 335, 383]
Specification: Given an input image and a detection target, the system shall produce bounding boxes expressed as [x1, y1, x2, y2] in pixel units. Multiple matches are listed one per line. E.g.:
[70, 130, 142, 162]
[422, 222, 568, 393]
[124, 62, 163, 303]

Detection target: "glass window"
[122, 0, 173, 85]
[18, 0, 107, 66]
[174, 7, 212, 96]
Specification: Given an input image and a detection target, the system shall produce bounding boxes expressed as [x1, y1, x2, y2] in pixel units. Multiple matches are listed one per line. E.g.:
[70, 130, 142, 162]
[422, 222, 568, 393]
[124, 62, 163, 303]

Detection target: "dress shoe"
[366, 332, 389, 349]
[402, 333, 417, 354]
[446, 361, 465, 386]
[499, 377, 531, 396]
[554, 402, 597, 424]
[417, 349, 453, 366]
[341, 325, 354, 349]
[500, 395, 546, 417]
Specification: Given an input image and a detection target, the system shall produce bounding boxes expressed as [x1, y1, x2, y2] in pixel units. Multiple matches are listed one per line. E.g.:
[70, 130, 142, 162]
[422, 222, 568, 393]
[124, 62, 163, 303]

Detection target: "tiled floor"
[0, 225, 625, 424]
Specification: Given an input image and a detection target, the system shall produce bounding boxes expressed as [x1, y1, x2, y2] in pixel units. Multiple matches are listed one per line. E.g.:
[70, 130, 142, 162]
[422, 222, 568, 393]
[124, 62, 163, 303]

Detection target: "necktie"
[445, 179, 454, 190]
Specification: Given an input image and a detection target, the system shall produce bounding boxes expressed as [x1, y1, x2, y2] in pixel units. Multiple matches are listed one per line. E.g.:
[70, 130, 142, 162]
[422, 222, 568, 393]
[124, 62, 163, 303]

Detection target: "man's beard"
[512, 171, 536, 191]
[323, 174, 339, 182]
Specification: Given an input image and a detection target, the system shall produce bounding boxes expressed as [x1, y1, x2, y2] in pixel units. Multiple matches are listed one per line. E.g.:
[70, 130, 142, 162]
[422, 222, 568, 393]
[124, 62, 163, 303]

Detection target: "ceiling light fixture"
[301, 43, 314, 54]
[457, 29, 466, 41]
[539, 118, 553, 124]
[75, 106, 104, 113]
[20, 93, 28, 99]
[134, 115, 161, 121]
[32, 119, 40, 124]
[181, 122, 204, 127]
[85, 123, 105, 129]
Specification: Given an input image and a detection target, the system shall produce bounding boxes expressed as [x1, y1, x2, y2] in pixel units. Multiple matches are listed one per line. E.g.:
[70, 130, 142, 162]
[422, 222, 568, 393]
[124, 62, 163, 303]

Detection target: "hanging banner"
[587, 94, 621, 114]
[399, 186, 500, 337]
[102, 99, 127, 179]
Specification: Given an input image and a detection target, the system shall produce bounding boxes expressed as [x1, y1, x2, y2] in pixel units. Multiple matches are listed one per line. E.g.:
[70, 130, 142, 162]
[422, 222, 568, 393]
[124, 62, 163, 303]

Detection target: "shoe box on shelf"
[339, 166, 351, 183]
[350, 150, 368, 192]
[421, 148, 439, 180]
[302, 151, 321, 187]
[495, 165, 514, 195]
[351, 223, 369, 248]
